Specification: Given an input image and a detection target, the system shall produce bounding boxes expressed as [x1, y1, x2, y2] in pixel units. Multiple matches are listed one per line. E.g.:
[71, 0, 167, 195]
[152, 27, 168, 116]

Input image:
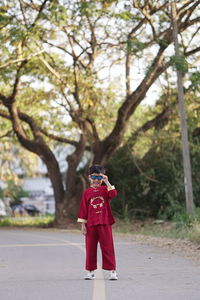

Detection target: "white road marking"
[0, 243, 84, 248]
[0, 241, 132, 248]
[93, 266, 106, 300]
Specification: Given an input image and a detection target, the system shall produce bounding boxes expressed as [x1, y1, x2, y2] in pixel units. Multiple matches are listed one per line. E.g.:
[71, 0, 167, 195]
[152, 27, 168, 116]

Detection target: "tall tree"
[171, 0, 194, 215]
[0, 0, 199, 226]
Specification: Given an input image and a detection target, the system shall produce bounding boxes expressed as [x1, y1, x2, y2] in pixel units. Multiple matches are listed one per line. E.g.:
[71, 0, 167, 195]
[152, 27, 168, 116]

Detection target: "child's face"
[89, 173, 103, 188]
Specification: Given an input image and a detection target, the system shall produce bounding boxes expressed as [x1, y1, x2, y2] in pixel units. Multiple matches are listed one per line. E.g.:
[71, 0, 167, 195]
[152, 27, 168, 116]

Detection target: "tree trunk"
[53, 127, 88, 226]
[7, 103, 66, 226]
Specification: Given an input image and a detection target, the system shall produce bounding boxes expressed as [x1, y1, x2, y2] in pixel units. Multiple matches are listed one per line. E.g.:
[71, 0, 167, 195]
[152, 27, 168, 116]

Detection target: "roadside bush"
[107, 137, 200, 220]
[2, 180, 29, 207]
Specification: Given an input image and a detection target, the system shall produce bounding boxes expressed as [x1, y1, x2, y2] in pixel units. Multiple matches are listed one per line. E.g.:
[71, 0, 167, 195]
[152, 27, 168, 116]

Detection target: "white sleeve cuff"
[77, 218, 87, 223]
[107, 185, 115, 191]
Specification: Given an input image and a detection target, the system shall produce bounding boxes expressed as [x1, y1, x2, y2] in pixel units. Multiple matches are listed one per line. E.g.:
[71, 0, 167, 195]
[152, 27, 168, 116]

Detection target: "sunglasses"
[90, 175, 103, 180]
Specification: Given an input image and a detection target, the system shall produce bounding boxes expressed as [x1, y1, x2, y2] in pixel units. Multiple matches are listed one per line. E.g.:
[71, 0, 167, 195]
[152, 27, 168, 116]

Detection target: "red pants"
[85, 224, 116, 271]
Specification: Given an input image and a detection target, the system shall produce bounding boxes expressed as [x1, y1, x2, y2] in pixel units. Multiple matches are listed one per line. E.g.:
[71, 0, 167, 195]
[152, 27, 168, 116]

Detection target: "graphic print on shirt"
[90, 196, 105, 214]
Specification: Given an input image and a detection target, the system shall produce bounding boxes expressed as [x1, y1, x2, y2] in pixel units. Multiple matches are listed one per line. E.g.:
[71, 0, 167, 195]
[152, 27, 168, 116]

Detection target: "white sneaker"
[108, 270, 118, 280]
[84, 271, 95, 280]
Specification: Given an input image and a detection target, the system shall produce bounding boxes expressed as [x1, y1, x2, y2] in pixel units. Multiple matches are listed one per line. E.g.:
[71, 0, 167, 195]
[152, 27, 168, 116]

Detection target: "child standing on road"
[77, 165, 118, 280]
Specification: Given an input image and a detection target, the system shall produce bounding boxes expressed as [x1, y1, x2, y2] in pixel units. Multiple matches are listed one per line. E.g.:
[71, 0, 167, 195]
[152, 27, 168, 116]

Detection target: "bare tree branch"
[178, 0, 197, 13]
[131, 103, 176, 143]
[179, 0, 200, 23]
[30, 0, 50, 27]
[0, 50, 45, 69]
[0, 111, 10, 120]
[138, 6, 157, 40]
[185, 46, 200, 56]
[39, 56, 63, 81]
[40, 128, 81, 147]
[11, 60, 28, 102]
[0, 108, 87, 148]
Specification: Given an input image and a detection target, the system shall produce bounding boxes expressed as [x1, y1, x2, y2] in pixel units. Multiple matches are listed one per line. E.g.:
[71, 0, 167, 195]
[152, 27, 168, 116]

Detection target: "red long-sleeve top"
[77, 185, 117, 227]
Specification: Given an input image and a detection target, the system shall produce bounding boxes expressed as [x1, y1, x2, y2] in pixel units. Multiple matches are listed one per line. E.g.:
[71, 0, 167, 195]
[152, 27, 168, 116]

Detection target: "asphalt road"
[0, 228, 200, 300]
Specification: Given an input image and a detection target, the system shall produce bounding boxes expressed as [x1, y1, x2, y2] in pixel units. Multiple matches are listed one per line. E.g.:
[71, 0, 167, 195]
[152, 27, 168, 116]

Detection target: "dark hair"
[88, 165, 106, 175]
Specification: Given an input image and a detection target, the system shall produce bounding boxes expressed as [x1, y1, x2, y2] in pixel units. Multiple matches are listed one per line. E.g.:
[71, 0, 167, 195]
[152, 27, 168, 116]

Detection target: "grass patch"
[135, 222, 192, 239]
[113, 217, 200, 244]
[0, 215, 54, 227]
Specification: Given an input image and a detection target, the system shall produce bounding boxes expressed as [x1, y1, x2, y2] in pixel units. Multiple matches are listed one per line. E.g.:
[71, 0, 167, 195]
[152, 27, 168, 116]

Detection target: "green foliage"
[157, 39, 169, 48]
[0, 140, 41, 180]
[172, 207, 200, 226]
[108, 128, 200, 221]
[107, 83, 200, 221]
[79, 1, 97, 16]
[170, 54, 188, 74]
[127, 37, 146, 53]
[114, 11, 133, 21]
[189, 71, 200, 91]
[127, 208, 200, 243]
[3, 181, 29, 206]
[0, 187, 3, 199]
[0, 215, 54, 227]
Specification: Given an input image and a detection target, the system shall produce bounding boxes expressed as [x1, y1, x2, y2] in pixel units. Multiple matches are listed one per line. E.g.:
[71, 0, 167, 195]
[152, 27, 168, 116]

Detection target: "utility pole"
[171, 0, 194, 215]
